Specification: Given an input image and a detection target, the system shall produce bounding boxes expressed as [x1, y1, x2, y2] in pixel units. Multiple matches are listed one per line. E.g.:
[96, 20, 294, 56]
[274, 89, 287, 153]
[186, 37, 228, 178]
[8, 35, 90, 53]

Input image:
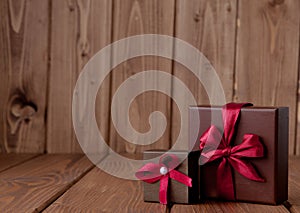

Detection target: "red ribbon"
[199, 103, 265, 200]
[135, 154, 192, 204]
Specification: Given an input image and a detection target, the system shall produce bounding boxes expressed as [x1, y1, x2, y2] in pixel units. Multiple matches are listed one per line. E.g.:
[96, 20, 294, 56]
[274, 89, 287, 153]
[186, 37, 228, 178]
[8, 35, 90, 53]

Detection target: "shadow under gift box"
[143, 150, 200, 204]
[189, 106, 289, 205]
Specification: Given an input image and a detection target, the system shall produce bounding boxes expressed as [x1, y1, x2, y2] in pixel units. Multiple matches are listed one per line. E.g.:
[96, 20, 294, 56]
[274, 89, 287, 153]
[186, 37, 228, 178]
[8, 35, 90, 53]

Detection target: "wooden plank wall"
[0, 0, 299, 155]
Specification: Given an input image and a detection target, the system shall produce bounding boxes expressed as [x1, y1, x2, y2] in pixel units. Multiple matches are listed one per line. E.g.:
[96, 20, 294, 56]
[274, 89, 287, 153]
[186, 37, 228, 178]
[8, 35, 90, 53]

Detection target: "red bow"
[199, 103, 265, 200]
[135, 154, 192, 204]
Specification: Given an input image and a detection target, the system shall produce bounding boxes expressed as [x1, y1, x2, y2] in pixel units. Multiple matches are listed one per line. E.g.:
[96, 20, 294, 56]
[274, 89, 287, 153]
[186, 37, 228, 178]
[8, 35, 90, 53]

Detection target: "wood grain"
[0, 154, 93, 212]
[0, 154, 297, 211]
[171, 201, 289, 213]
[47, 0, 112, 153]
[45, 156, 166, 213]
[0, 0, 49, 153]
[171, 0, 237, 149]
[288, 156, 300, 213]
[297, 80, 300, 155]
[0, 0, 300, 157]
[235, 0, 300, 155]
[0, 154, 39, 172]
[109, 0, 175, 154]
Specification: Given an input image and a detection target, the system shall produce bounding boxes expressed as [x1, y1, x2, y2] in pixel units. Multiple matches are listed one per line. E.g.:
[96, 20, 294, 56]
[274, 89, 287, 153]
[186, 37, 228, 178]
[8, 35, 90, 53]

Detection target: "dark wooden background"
[0, 0, 299, 155]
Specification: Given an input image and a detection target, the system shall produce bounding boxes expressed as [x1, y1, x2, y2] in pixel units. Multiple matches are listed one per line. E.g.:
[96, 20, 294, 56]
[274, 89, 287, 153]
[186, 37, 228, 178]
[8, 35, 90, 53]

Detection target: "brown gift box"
[143, 150, 200, 204]
[189, 105, 289, 204]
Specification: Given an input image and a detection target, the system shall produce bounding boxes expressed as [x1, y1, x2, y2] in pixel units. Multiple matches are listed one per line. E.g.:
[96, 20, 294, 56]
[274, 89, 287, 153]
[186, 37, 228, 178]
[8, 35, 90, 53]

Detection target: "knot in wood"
[11, 104, 36, 120]
[8, 95, 38, 134]
[193, 12, 200, 22]
[269, 0, 285, 7]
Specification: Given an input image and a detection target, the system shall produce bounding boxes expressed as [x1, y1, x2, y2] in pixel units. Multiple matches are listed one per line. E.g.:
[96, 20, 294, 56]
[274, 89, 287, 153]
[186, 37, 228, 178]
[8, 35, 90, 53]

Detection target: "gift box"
[189, 103, 288, 204]
[136, 150, 200, 204]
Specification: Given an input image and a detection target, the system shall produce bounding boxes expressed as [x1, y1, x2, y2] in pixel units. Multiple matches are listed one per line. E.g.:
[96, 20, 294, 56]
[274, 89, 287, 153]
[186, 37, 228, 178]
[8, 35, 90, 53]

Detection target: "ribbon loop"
[199, 103, 265, 200]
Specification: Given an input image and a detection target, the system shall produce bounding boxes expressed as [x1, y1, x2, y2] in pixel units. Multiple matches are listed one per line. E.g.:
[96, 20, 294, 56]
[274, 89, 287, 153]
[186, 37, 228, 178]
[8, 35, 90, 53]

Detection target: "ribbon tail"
[159, 175, 169, 204]
[169, 170, 192, 187]
[217, 158, 235, 200]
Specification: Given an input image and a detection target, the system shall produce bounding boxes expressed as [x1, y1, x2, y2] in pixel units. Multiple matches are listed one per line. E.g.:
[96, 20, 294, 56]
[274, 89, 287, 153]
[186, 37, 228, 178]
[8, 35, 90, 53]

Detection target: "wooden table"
[0, 154, 299, 212]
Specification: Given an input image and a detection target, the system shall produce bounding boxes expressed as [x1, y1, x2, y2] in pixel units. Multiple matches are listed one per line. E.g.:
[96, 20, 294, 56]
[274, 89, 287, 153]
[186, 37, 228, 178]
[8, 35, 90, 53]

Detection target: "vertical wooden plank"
[235, 0, 300, 155]
[297, 75, 300, 155]
[172, 0, 237, 149]
[110, 0, 175, 154]
[48, 0, 112, 153]
[0, 0, 49, 153]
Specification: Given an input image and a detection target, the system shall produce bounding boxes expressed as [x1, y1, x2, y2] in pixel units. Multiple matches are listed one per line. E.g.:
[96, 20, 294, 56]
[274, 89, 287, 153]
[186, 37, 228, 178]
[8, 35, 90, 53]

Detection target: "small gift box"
[136, 150, 200, 204]
[189, 103, 288, 204]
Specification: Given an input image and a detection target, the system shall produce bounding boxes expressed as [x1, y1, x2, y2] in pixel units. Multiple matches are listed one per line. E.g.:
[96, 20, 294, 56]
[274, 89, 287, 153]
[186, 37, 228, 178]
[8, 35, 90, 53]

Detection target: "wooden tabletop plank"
[44, 154, 300, 212]
[0, 154, 94, 212]
[170, 201, 288, 213]
[45, 154, 167, 213]
[0, 154, 39, 172]
[171, 156, 300, 212]
[288, 156, 300, 213]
